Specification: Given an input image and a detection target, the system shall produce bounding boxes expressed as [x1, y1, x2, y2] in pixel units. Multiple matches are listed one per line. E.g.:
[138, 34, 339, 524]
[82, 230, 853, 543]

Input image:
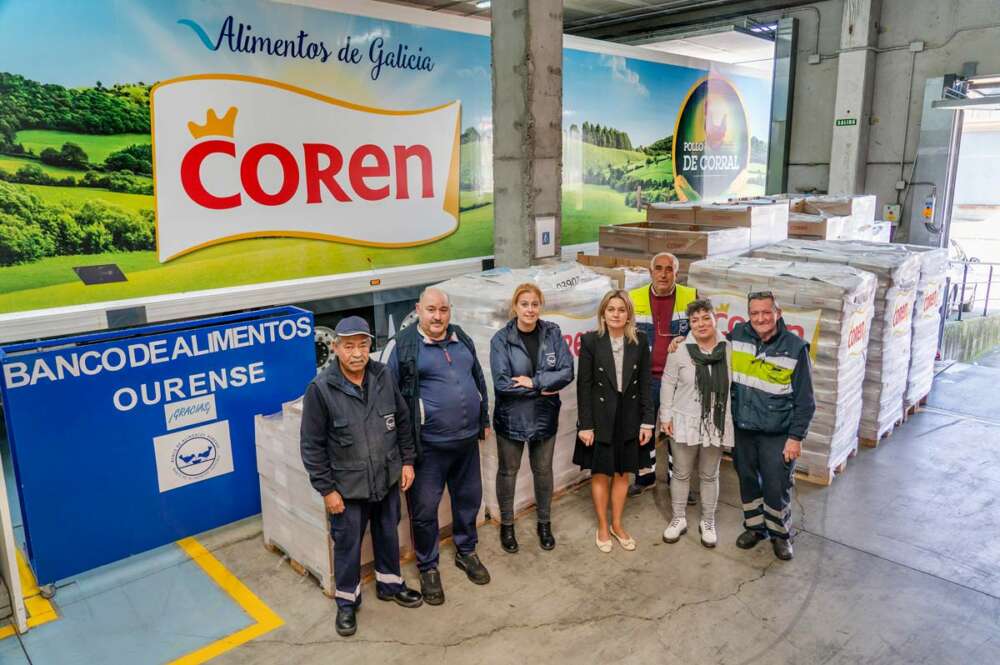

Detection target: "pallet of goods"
[694, 201, 790, 248]
[751, 240, 922, 446]
[600, 222, 751, 258]
[688, 256, 877, 485]
[434, 263, 611, 521]
[787, 212, 855, 240]
[255, 399, 415, 597]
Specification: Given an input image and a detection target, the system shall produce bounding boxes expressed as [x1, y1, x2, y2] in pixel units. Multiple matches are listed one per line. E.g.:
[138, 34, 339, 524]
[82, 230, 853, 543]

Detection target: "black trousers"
[330, 489, 404, 608]
[732, 428, 795, 540]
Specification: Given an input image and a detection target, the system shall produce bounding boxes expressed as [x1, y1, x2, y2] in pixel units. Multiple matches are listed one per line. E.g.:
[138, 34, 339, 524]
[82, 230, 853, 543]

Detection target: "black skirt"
[572, 395, 639, 475]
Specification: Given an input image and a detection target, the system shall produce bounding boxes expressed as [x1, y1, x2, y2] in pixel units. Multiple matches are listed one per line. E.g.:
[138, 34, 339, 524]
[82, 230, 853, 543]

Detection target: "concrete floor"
[189, 359, 1000, 665]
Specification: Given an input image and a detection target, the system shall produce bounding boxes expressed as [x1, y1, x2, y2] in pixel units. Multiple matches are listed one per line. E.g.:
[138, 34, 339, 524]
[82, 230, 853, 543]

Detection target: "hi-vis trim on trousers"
[335, 583, 362, 602]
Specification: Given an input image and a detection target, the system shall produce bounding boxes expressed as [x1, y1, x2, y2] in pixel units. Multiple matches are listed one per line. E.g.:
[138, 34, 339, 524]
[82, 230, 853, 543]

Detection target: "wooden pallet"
[263, 537, 336, 598]
[794, 447, 858, 487]
[859, 416, 904, 448]
[903, 393, 931, 420]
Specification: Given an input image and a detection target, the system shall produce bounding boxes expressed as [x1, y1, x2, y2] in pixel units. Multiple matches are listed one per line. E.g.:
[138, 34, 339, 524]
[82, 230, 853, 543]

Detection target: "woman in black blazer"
[573, 289, 655, 552]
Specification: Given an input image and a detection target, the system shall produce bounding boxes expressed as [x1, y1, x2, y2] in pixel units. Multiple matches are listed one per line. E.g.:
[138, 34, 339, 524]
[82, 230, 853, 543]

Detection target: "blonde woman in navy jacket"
[489, 283, 574, 554]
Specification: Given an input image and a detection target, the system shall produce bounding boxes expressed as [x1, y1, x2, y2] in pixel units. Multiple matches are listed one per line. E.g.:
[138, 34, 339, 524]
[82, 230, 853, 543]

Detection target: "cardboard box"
[646, 203, 698, 223]
[599, 224, 648, 253]
[788, 212, 854, 239]
[695, 202, 789, 248]
[802, 195, 877, 226]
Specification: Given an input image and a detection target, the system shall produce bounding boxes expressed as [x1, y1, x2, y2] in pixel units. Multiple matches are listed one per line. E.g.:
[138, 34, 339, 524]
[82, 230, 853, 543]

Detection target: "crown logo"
[188, 107, 238, 140]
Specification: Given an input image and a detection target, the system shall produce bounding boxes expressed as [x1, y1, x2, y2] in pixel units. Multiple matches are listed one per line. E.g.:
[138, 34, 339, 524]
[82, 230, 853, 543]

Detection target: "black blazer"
[576, 331, 654, 444]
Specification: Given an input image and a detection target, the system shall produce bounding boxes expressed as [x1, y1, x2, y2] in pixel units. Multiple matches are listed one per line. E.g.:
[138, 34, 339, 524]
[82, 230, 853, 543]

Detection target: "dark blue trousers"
[330, 489, 404, 609]
[408, 440, 482, 572]
[732, 428, 795, 540]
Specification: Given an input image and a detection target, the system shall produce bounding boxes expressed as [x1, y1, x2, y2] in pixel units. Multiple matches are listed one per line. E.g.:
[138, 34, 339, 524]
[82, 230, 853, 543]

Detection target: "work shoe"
[699, 518, 717, 548]
[772, 538, 794, 561]
[500, 524, 519, 553]
[335, 606, 357, 637]
[419, 569, 445, 606]
[376, 585, 423, 608]
[736, 529, 767, 550]
[662, 516, 687, 543]
[537, 522, 556, 550]
[455, 552, 491, 585]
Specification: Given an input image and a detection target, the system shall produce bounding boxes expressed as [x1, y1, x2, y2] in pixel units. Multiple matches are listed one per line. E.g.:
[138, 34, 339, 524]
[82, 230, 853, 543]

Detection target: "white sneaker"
[662, 516, 687, 543]
[699, 518, 717, 548]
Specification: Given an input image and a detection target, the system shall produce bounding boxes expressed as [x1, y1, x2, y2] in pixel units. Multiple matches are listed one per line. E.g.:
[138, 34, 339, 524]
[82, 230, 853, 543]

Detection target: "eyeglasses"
[747, 290, 775, 301]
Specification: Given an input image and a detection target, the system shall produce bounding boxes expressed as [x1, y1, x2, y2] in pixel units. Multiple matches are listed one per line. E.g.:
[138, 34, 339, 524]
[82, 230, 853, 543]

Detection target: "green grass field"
[582, 143, 646, 169]
[18, 183, 153, 213]
[626, 157, 674, 183]
[15, 130, 150, 164]
[0, 155, 86, 180]
[0, 181, 640, 313]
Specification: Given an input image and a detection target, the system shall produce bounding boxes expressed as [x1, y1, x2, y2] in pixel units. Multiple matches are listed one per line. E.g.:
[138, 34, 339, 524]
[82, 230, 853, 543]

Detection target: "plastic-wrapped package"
[434, 263, 614, 520]
[898, 245, 948, 406]
[751, 240, 921, 441]
[254, 399, 413, 596]
[689, 256, 876, 477]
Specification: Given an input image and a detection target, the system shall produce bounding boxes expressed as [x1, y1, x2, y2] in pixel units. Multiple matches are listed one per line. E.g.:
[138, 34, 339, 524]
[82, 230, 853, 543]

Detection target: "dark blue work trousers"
[732, 428, 795, 540]
[329, 489, 404, 609]
[408, 439, 482, 572]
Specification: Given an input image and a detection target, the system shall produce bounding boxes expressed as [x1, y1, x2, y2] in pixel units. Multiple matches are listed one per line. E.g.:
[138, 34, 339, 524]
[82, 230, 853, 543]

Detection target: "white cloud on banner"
[600, 55, 648, 97]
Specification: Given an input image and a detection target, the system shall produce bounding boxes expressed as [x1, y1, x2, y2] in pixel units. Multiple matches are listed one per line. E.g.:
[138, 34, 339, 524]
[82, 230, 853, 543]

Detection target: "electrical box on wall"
[883, 204, 901, 223]
[535, 216, 556, 258]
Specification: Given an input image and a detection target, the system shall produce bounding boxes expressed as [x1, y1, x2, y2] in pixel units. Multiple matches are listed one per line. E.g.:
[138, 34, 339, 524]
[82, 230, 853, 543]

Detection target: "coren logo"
[151, 74, 461, 262]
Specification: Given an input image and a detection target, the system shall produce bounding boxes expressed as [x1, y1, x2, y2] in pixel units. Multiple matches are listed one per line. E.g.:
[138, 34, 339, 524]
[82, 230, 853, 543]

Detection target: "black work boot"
[772, 537, 794, 561]
[335, 606, 357, 637]
[455, 552, 491, 585]
[420, 569, 445, 605]
[500, 524, 519, 553]
[537, 522, 556, 551]
[736, 529, 767, 550]
[376, 584, 423, 608]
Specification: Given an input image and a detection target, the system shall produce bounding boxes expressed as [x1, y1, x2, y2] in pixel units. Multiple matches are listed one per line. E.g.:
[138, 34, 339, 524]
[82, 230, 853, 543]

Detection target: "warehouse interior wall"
[763, 0, 1000, 212]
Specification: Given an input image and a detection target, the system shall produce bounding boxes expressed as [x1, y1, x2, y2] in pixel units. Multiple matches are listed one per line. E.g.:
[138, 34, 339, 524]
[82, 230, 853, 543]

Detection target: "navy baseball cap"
[334, 316, 373, 338]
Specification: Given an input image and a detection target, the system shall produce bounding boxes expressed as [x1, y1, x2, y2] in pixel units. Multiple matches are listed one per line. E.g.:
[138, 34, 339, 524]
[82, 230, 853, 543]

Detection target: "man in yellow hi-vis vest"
[627, 252, 697, 496]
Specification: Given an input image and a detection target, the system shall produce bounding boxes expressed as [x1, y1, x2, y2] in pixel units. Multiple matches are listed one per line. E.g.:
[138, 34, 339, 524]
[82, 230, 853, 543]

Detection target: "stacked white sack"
[689, 256, 876, 475]
[898, 246, 948, 405]
[751, 240, 921, 441]
[435, 263, 614, 521]
[255, 398, 413, 596]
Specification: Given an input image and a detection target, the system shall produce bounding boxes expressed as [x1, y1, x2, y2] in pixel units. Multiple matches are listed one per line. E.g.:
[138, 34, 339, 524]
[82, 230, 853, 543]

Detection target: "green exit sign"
[835, 118, 858, 127]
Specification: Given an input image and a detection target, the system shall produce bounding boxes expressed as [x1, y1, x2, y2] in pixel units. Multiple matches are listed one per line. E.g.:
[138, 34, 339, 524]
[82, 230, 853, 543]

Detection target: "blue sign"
[0, 307, 316, 584]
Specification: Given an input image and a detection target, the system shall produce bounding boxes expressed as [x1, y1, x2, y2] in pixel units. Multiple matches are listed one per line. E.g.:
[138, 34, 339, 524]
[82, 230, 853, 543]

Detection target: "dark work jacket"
[299, 360, 415, 502]
[576, 331, 654, 444]
[728, 319, 816, 440]
[490, 319, 575, 442]
[388, 323, 489, 459]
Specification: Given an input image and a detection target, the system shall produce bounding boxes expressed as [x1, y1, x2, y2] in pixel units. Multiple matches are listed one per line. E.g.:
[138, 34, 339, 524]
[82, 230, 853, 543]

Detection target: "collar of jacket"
[418, 325, 460, 345]
[504, 318, 553, 344]
[325, 358, 384, 395]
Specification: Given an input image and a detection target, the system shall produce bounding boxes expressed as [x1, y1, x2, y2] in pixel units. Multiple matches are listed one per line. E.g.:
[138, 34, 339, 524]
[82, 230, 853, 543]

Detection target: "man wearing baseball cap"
[300, 316, 422, 637]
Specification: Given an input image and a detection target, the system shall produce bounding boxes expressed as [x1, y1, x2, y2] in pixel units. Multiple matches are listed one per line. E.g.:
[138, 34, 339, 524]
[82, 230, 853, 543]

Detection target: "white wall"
[760, 0, 1000, 208]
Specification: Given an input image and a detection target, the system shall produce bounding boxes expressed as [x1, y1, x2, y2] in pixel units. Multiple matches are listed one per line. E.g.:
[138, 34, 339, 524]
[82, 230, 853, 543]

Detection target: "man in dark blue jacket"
[300, 317, 423, 638]
[729, 292, 815, 561]
[388, 288, 491, 606]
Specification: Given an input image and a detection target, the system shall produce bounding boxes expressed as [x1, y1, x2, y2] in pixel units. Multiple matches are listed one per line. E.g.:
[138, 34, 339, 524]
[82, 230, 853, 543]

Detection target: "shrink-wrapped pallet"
[694, 201, 790, 248]
[751, 240, 921, 441]
[689, 257, 876, 478]
[434, 263, 613, 520]
[255, 399, 413, 596]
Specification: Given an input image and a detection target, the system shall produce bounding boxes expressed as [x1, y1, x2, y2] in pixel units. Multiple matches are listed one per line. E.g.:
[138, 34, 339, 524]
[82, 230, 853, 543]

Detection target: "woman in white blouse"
[659, 299, 733, 547]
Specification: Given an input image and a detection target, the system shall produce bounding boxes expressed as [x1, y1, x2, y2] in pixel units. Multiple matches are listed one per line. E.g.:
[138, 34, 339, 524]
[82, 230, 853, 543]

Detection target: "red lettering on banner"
[240, 143, 299, 206]
[303, 144, 350, 203]
[394, 145, 434, 199]
[562, 333, 584, 358]
[786, 324, 805, 338]
[349, 144, 390, 201]
[180, 140, 241, 209]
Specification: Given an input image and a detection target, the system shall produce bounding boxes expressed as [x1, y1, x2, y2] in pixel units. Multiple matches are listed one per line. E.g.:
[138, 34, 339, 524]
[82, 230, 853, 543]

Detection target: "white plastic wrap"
[899, 246, 948, 406]
[689, 256, 877, 474]
[751, 240, 921, 440]
[434, 263, 614, 520]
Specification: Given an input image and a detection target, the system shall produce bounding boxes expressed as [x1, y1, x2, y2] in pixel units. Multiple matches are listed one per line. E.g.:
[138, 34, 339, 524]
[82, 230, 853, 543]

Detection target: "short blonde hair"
[509, 283, 545, 319]
[596, 289, 638, 344]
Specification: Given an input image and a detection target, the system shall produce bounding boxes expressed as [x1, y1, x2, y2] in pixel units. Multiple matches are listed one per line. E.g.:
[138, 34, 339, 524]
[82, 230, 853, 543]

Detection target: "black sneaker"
[420, 569, 445, 606]
[376, 584, 423, 608]
[500, 524, 519, 553]
[736, 529, 767, 550]
[537, 522, 556, 551]
[772, 538, 794, 561]
[335, 606, 357, 637]
[627, 481, 654, 497]
[455, 552, 491, 585]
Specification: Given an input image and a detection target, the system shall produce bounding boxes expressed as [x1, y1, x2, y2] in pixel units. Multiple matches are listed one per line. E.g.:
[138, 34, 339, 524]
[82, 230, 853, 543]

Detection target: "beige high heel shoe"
[595, 530, 613, 553]
[609, 528, 637, 551]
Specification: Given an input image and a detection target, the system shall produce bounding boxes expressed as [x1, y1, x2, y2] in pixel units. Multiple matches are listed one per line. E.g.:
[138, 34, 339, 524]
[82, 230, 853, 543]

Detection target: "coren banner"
[0, 0, 773, 315]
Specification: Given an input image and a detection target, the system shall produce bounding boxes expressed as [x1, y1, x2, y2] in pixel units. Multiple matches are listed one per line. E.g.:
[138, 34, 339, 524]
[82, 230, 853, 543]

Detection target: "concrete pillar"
[491, 0, 563, 268]
[828, 0, 882, 195]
